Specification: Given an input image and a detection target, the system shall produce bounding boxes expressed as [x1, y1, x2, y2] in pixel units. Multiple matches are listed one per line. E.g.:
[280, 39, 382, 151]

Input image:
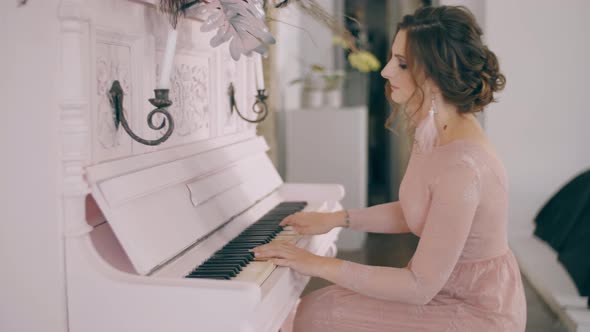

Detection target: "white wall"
[273, 5, 304, 111]
[0, 1, 66, 332]
[273, 0, 335, 111]
[484, 0, 590, 235]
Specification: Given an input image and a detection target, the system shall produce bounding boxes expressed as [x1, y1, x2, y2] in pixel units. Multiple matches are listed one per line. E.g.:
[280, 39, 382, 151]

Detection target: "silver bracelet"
[343, 210, 350, 228]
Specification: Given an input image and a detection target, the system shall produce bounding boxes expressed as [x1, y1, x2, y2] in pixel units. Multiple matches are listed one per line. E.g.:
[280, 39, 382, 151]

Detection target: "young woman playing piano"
[253, 5, 527, 332]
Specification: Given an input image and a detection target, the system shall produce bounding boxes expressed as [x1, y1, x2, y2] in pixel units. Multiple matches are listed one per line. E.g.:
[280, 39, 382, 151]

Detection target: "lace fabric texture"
[282, 141, 527, 332]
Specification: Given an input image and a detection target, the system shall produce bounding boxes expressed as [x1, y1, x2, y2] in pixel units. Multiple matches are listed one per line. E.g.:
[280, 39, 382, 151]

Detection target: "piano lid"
[85, 135, 284, 276]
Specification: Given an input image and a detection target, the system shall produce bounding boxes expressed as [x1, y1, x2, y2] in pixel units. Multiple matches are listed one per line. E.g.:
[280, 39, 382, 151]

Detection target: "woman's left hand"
[251, 241, 325, 277]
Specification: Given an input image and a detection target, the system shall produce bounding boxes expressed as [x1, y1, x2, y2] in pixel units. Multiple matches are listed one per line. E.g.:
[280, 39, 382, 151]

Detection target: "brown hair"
[385, 5, 506, 132]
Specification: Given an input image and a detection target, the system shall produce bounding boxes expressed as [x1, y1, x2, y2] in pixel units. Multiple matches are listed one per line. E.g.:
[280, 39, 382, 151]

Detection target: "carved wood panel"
[92, 30, 139, 163]
[152, 49, 213, 146]
[90, 0, 257, 162]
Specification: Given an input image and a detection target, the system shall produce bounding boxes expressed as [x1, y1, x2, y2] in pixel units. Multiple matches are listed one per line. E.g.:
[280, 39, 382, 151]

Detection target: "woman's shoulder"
[435, 139, 508, 190]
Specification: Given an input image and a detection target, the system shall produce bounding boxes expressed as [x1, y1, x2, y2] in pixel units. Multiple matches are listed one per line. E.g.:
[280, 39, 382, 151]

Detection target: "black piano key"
[251, 220, 283, 225]
[216, 248, 255, 253]
[224, 242, 267, 248]
[191, 265, 241, 274]
[244, 227, 281, 233]
[239, 229, 280, 237]
[209, 252, 254, 259]
[265, 211, 296, 215]
[194, 269, 237, 275]
[278, 201, 307, 206]
[230, 236, 272, 241]
[186, 274, 231, 280]
[206, 257, 248, 265]
[227, 237, 270, 244]
[273, 206, 304, 211]
[189, 270, 237, 278]
[227, 237, 269, 242]
[223, 243, 266, 249]
[213, 249, 256, 256]
[243, 225, 282, 230]
[243, 225, 280, 230]
[207, 256, 250, 263]
[211, 251, 255, 259]
[197, 264, 242, 271]
[262, 213, 293, 218]
[197, 262, 242, 269]
[256, 218, 283, 223]
[231, 235, 271, 239]
[248, 226, 281, 230]
[210, 253, 253, 261]
[234, 242, 270, 247]
[238, 233, 277, 239]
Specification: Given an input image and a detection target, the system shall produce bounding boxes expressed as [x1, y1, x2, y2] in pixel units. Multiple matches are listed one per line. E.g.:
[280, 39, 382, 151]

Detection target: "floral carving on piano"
[171, 63, 209, 136]
[96, 48, 133, 151]
[155, 54, 211, 140]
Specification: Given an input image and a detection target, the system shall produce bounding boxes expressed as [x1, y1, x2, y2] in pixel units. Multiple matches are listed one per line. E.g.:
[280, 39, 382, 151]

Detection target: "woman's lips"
[389, 82, 399, 90]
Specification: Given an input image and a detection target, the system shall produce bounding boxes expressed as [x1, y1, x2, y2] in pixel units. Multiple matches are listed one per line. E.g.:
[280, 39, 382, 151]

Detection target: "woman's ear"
[424, 78, 440, 94]
[425, 78, 441, 95]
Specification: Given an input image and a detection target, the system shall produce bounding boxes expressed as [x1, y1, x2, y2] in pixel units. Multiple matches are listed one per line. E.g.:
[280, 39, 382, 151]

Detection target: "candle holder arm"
[108, 80, 175, 146]
[228, 82, 269, 124]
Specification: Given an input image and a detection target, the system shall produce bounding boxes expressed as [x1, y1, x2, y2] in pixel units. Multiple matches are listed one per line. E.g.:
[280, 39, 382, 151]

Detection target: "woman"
[253, 5, 527, 331]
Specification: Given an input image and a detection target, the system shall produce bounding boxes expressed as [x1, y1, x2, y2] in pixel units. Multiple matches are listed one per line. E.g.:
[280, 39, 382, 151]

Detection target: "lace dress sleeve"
[346, 201, 409, 233]
[326, 161, 481, 305]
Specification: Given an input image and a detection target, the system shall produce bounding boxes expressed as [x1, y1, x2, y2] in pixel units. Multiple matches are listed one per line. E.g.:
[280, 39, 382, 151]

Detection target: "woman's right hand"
[279, 211, 346, 235]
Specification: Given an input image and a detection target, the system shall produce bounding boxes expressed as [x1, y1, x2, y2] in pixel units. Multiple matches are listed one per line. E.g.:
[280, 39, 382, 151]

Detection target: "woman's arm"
[341, 201, 410, 234]
[317, 162, 481, 305]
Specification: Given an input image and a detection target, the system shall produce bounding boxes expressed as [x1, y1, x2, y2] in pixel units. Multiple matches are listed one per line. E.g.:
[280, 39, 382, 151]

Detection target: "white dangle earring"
[414, 94, 439, 153]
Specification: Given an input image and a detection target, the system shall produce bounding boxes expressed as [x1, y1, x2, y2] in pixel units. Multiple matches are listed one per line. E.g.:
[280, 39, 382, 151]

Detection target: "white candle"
[254, 53, 265, 91]
[157, 28, 178, 89]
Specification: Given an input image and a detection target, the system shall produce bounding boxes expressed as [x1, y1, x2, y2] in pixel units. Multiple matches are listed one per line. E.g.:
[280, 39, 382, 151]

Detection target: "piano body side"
[68, 165, 344, 332]
[70, 133, 345, 332]
[68, 188, 343, 332]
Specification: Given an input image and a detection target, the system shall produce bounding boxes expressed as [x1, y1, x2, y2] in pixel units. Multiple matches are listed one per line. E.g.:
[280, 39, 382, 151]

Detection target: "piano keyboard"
[184, 201, 307, 284]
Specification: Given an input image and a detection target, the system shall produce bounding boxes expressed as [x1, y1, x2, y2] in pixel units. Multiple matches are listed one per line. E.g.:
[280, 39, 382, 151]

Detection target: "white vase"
[301, 88, 323, 108]
[324, 89, 342, 108]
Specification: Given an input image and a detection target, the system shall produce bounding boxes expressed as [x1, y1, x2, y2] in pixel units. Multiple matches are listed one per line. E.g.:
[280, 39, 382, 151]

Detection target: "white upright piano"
[0, 1, 344, 331]
[75, 135, 344, 332]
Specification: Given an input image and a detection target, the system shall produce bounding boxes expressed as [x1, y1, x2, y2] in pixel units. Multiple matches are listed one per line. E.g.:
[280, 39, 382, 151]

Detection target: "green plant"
[289, 65, 345, 91]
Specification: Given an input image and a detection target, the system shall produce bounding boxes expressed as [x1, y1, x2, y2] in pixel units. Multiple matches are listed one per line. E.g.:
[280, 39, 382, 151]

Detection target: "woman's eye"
[399, 63, 407, 70]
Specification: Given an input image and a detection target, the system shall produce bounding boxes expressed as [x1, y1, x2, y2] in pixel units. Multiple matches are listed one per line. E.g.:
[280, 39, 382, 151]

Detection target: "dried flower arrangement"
[163, 0, 380, 70]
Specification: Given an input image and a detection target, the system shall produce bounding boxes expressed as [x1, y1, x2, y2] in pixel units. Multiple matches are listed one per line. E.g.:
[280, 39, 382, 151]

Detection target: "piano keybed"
[185, 201, 307, 283]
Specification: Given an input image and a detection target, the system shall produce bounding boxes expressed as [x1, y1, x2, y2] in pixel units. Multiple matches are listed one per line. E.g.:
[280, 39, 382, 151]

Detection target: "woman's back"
[400, 140, 510, 262]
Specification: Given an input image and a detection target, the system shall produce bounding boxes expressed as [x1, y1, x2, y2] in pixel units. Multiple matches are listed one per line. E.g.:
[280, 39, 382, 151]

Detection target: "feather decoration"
[188, 0, 276, 60]
[414, 97, 439, 153]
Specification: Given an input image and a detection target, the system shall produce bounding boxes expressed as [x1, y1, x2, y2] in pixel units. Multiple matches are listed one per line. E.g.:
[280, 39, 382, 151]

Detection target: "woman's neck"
[426, 98, 483, 146]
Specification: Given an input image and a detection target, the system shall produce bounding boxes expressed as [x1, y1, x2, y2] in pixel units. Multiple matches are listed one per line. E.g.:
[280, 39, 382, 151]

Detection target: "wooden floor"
[302, 233, 567, 332]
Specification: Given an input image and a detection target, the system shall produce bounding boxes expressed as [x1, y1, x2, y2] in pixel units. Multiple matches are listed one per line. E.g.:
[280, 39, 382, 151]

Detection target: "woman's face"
[381, 30, 417, 105]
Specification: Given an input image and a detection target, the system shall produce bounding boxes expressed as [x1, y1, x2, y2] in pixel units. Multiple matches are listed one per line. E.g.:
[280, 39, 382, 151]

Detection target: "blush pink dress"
[282, 140, 527, 332]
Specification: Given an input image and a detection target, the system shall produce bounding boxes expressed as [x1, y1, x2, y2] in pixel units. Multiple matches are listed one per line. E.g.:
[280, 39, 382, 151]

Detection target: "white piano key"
[233, 261, 276, 285]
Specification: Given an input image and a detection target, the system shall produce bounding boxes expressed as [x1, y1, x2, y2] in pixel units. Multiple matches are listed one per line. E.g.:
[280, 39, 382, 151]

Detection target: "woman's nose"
[381, 62, 392, 79]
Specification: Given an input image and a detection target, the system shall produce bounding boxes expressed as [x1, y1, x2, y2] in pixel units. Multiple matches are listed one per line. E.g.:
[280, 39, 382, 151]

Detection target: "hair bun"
[473, 46, 506, 110]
